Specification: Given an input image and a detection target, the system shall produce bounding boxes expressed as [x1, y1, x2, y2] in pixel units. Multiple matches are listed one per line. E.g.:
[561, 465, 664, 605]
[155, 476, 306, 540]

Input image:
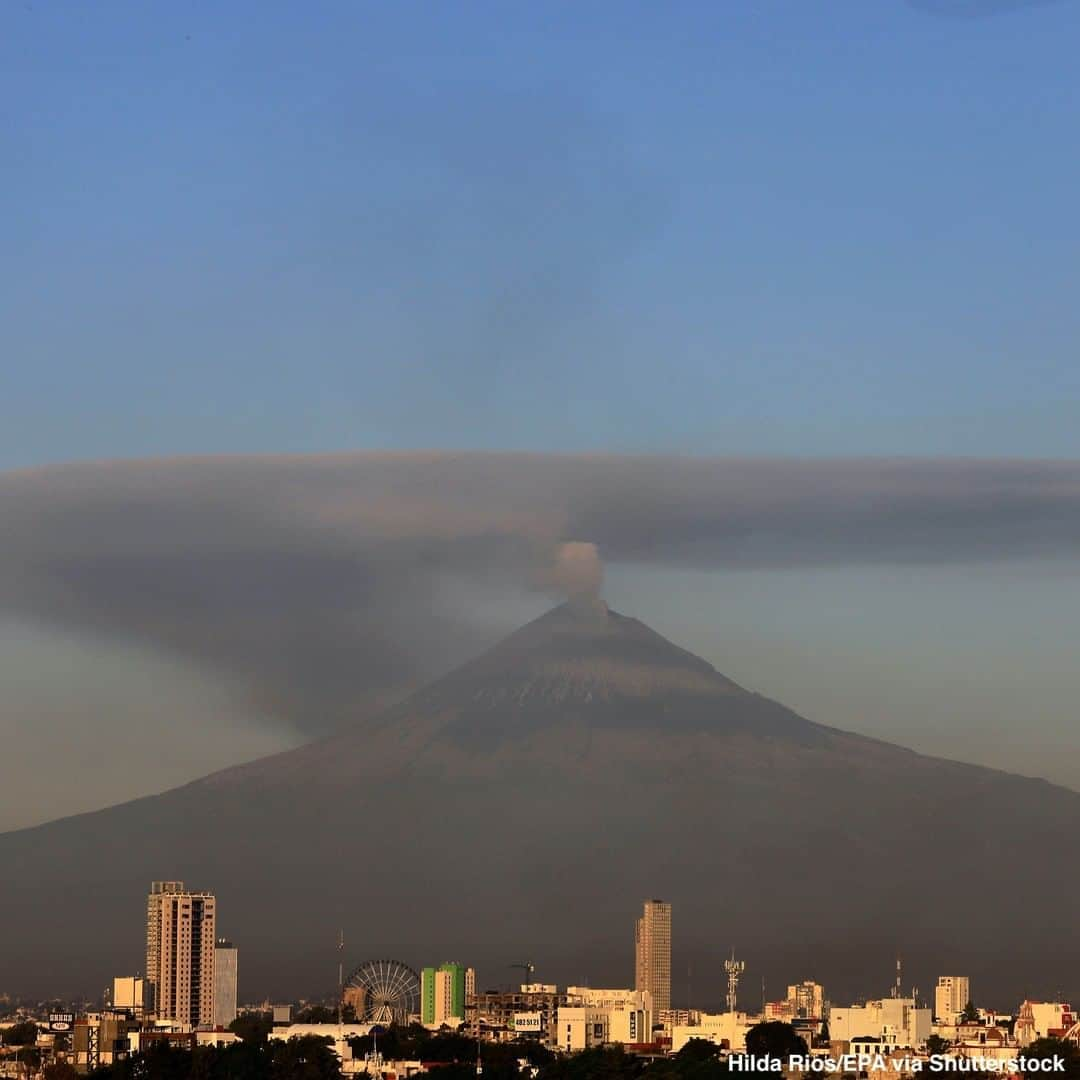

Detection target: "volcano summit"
[1, 602, 1077, 1003]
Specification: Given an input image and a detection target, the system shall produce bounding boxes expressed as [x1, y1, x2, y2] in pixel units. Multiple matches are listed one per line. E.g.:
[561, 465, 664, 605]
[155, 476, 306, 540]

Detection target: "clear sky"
[5, 0, 1080, 465]
[3, 0, 1080, 830]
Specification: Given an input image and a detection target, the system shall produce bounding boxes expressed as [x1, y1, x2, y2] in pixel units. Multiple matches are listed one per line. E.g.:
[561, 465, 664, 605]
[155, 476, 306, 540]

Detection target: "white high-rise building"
[145, 881, 217, 1027]
[213, 939, 238, 1028]
[935, 977, 970, 1023]
[634, 900, 671, 1014]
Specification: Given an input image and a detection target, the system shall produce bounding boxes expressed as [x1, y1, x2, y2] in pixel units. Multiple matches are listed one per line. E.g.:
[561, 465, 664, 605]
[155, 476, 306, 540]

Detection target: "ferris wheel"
[345, 959, 420, 1025]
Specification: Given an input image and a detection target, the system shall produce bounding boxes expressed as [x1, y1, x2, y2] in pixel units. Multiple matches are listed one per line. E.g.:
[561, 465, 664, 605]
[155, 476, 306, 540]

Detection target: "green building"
[420, 962, 469, 1025]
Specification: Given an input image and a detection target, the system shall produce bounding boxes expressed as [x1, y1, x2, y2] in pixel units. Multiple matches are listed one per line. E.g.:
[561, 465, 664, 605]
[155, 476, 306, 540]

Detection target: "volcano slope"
[1, 602, 1076, 1003]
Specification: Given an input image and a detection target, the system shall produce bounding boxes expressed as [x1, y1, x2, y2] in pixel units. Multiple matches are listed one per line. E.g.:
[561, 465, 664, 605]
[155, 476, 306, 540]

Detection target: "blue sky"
[3, 1, 1080, 830]
[5, 0, 1080, 466]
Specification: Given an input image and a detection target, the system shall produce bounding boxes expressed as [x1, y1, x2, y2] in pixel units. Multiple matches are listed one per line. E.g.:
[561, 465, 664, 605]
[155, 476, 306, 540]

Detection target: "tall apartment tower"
[634, 899, 671, 1013]
[421, 962, 472, 1026]
[935, 976, 971, 1023]
[213, 939, 238, 1028]
[145, 881, 216, 1027]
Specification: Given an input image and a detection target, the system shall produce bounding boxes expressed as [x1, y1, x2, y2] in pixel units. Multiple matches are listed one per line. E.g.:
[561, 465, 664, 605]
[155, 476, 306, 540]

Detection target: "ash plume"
[547, 541, 606, 613]
[2, 452, 1080, 736]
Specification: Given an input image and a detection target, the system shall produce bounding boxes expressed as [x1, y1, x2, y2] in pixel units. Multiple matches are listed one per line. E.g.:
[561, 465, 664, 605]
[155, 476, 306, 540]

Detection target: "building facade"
[112, 976, 147, 1018]
[934, 977, 971, 1023]
[213, 940, 238, 1028]
[788, 981, 826, 1020]
[1015, 1001, 1076, 1045]
[558, 988, 653, 1051]
[829, 998, 931, 1050]
[634, 899, 671, 1015]
[421, 962, 471, 1026]
[670, 1011, 757, 1054]
[145, 880, 216, 1027]
[471, 987, 568, 1042]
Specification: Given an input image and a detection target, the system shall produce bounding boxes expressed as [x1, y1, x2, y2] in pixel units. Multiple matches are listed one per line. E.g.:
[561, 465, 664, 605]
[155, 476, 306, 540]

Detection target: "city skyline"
[3, 3, 1079, 1075]
[5, 877, 1077, 1075]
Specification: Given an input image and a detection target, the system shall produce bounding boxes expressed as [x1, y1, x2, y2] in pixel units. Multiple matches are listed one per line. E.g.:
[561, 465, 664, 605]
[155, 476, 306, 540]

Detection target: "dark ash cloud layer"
[2, 453, 1079, 735]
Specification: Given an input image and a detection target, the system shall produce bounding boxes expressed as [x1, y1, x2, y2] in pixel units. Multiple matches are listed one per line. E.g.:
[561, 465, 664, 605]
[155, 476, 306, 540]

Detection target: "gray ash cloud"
[2, 452, 1079, 735]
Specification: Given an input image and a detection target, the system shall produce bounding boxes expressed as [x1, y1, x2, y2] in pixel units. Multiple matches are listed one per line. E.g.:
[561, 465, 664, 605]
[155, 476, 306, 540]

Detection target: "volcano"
[2, 602, 1078, 1005]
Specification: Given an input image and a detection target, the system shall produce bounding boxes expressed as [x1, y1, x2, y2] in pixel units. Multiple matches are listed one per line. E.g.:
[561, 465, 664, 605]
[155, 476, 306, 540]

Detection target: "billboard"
[49, 1013, 75, 1033]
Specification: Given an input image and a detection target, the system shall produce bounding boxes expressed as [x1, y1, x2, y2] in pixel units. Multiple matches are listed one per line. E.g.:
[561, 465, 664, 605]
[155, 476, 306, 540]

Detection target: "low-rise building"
[1015, 1002, 1075, 1046]
[829, 998, 930, 1051]
[945, 1025, 1016, 1065]
[557, 1002, 650, 1052]
[670, 1011, 758, 1054]
[659, 1009, 697, 1036]
[72, 1011, 142, 1073]
[268, 1023, 376, 1069]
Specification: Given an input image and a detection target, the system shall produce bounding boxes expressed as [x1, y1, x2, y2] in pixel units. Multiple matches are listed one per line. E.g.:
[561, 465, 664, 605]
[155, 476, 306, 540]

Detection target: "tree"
[1022, 1038, 1080, 1080]
[926, 1034, 951, 1056]
[960, 1002, 980, 1024]
[538, 1046, 644, 1080]
[44, 1062, 79, 1080]
[229, 1012, 273, 1045]
[744, 1021, 808, 1062]
[2, 1021, 39, 1046]
[267, 1034, 340, 1080]
[675, 1040, 723, 1063]
[646, 1039, 730, 1080]
[292, 1006, 339, 1025]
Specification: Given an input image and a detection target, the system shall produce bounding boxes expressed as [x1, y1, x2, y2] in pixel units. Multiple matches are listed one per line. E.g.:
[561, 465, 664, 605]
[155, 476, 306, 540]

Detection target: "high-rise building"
[634, 899, 671, 1014]
[935, 976, 971, 1023]
[213, 939, 238, 1028]
[145, 881, 216, 1027]
[421, 962, 472, 1026]
[421, 967, 436, 1024]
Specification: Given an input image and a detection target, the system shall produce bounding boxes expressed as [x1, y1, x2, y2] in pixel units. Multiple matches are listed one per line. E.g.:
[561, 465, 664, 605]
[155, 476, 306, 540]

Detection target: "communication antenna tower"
[724, 950, 745, 1013]
[892, 956, 902, 1000]
[337, 930, 344, 1033]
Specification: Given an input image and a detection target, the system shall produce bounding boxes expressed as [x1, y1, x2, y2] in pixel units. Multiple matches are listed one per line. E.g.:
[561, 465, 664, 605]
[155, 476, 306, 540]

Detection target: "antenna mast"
[724, 950, 746, 1014]
[338, 930, 344, 1028]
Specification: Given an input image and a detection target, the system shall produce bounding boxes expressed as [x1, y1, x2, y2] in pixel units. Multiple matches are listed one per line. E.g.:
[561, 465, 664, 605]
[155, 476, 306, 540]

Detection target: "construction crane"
[510, 961, 536, 985]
